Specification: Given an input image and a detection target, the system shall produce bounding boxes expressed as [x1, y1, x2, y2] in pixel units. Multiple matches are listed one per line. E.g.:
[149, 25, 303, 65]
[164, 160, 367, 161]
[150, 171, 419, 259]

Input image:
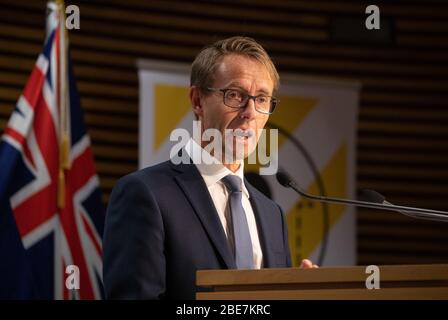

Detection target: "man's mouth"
[232, 129, 254, 141]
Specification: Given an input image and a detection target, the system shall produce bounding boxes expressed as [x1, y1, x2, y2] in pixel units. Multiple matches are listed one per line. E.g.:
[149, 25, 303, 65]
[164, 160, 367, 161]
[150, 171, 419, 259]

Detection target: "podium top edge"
[196, 264, 448, 286]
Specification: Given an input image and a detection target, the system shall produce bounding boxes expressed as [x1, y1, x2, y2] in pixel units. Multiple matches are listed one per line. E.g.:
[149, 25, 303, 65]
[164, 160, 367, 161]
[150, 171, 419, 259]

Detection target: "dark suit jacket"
[103, 159, 291, 300]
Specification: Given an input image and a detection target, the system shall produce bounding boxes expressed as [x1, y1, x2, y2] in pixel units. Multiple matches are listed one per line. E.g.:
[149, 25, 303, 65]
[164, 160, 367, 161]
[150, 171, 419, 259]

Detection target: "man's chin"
[223, 146, 253, 164]
[219, 134, 258, 164]
[221, 145, 242, 164]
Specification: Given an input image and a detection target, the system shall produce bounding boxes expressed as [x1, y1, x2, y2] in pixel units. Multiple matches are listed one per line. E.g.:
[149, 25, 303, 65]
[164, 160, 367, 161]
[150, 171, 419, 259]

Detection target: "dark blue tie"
[222, 175, 254, 269]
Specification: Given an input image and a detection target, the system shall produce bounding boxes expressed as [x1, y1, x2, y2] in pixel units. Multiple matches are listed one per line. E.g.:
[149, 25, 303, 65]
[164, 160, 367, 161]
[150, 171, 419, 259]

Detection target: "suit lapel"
[172, 162, 236, 269]
[245, 181, 277, 268]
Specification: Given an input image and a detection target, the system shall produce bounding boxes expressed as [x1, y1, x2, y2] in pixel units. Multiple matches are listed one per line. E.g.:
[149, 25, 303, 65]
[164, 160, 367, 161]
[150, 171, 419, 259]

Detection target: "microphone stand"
[278, 171, 448, 223]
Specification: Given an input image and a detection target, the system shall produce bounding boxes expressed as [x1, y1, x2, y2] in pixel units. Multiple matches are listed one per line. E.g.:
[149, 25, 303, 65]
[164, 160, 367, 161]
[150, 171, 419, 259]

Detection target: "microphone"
[360, 189, 448, 222]
[276, 170, 448, 223]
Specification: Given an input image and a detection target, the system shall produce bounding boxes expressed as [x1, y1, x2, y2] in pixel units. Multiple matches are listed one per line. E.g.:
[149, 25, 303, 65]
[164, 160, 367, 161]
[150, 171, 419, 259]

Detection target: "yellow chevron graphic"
[154, 84, 190, 151]
[245, 95, 317, 173]
[286, 143, 348, 266]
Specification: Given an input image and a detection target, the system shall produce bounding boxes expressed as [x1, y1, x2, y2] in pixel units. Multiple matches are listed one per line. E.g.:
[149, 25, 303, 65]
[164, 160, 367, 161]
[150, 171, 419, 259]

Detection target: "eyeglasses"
[206, 87, 278, 115]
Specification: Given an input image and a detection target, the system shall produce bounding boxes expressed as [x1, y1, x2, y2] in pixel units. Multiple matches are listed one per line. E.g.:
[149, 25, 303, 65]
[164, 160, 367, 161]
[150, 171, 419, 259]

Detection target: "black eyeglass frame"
[206, 87, 278, 115]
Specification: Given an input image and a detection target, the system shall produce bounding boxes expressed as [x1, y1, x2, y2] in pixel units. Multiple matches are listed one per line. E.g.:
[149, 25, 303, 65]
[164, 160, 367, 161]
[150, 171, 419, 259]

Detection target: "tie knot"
[222, 175, 242, 193]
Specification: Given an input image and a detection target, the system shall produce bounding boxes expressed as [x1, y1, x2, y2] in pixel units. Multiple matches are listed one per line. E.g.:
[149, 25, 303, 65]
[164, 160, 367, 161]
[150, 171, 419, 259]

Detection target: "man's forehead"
[213, 55, 274, 92]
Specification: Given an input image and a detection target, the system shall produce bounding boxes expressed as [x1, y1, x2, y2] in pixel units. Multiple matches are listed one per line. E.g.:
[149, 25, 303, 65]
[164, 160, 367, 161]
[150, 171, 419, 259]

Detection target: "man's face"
[196, 54, 274, 162]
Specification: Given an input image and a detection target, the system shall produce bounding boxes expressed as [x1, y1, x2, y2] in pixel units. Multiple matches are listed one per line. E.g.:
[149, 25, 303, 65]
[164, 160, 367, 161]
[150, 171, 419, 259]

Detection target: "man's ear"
[189, 86, 203, 120]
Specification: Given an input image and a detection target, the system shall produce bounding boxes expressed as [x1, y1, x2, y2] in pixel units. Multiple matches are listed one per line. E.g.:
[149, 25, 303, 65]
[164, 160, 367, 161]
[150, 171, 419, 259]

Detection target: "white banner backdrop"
[138, 59, 360, 266]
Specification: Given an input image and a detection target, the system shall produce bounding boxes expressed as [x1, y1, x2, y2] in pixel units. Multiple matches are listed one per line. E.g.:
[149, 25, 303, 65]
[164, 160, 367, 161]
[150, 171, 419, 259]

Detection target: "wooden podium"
[196, 264, 448, 300]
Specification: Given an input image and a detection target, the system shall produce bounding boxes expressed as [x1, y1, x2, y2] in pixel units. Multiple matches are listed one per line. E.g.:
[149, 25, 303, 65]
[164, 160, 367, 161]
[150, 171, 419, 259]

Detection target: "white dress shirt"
[185, 138, 263, 269]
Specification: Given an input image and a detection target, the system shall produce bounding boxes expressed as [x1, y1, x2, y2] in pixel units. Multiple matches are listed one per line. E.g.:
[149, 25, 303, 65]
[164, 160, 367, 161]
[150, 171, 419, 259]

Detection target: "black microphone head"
[276, 170, 292, 188]
[359, 189, 385, 204]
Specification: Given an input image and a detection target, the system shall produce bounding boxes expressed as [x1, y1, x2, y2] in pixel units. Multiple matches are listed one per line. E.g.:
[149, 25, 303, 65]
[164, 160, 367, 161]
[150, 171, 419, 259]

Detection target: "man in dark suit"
[103, 36, 315, 300]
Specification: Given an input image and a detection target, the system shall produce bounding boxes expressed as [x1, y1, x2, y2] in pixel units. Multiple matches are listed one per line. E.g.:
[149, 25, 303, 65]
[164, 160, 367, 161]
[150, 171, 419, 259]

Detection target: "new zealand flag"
[0, 2, 104, 299]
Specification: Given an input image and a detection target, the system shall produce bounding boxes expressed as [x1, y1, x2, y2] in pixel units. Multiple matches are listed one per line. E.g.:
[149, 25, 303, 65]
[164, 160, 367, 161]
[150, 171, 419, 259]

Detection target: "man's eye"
[227, 90, 243, 100]
[257, 96, 268, 104]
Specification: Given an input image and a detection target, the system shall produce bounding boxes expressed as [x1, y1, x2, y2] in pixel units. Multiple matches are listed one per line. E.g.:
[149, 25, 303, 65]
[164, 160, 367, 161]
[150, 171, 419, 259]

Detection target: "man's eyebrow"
[225, 82, 245, 90]
[225, 82, 271, 95]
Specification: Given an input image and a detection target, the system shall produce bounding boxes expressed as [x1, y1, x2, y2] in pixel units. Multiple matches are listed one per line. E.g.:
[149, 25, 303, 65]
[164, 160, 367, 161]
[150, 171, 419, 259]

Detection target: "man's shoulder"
[115, 160, 180, 189]
[134, 160, 175, 177]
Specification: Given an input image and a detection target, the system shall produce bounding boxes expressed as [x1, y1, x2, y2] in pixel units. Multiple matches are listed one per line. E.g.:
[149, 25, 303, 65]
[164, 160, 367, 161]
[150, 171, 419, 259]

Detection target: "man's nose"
[240, 97, 258, 120]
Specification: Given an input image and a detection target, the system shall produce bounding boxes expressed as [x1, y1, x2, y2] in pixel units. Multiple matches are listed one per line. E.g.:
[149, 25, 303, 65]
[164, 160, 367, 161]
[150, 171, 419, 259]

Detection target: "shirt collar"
[185, 138, 249, 198]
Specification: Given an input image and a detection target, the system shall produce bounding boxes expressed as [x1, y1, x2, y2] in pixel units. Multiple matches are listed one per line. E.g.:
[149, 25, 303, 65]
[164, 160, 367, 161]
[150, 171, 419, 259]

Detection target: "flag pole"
[57, 0, 70, 209]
